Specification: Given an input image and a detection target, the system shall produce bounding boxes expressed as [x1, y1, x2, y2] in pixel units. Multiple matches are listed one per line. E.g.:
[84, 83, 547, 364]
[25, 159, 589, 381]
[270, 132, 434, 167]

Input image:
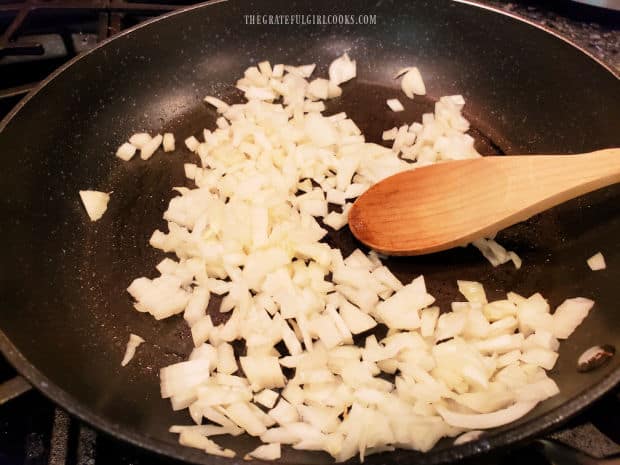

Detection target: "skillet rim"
[0, 1, 618, 463]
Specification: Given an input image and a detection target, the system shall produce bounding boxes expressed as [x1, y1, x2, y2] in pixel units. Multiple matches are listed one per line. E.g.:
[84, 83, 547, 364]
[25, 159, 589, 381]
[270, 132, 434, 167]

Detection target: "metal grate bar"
[48, 409, 70, 465]
[0, 1, 182, 13]
[76, 425, 97, 465]
[0, 375, 32, 405]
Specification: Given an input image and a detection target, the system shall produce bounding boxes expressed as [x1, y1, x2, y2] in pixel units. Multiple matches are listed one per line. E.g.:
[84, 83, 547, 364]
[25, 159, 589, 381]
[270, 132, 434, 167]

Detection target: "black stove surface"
[1, 1, 619, 465]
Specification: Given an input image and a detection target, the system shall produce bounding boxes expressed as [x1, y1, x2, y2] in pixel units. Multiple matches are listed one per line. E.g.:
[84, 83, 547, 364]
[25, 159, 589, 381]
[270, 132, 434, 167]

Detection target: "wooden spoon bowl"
[348, 148, 620, 255]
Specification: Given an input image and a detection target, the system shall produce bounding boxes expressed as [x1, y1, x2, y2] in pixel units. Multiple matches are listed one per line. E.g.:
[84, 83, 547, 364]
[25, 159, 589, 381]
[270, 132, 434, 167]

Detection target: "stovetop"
[1, 1, 619, 465]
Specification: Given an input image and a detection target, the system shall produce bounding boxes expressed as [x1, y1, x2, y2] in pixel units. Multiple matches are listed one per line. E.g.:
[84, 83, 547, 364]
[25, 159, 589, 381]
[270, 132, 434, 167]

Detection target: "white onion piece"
[328, 53, 356, 85]
[129, 132, 151, 148]
[178, 430, 235, 458]
[245, 443, 281, 461]
[400, 67, 426, 98]
[587, 252, 606, 271]
[454, 430, 483, 445]
[552, 297, 594, 339]
[163, 133, 175, 152]
[121, 333, 145, 366]
[184, 136, 199, 152]
[382, 128, 398, 140]
[437, 401, 538, 429]
[204, 96, 230, 112]
[116, 142, 137, 161]
[254, 389, 279, 409]
[308, 78, 330, 100]
[79, 190, 110, 222]
[140, 133, 162, 160]
[386, 99, 404, 112]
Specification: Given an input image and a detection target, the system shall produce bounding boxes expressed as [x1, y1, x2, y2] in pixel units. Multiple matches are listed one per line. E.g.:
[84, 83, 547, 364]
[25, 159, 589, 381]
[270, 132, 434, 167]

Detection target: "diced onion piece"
[121, 333, 145, 366]
[204, 96, 230, 112]
[308, 78, 330, 100]
[163, 133, 175, 152]
[129, 132, 151, 148]
[184, 136, 200, 152]
[116, 142, 137, 161]
[551, 297, 594, 339]
[520, 348, 559, 370]
[382, 127, 398, 140]
[454, 430, 483, 445]
[327, 81, 342, 99]
[79, 190, 110, 222]
[140, 133, 163, 160]
[437, 401, 538, 429]
[272, 63, 284, 77]
[127, 276, 189, 320]
[420, 307, 440, 337]
[587, 252, 606, 271]
[184, 163, 197, 180]
[339, 300, 377, 334]
[217, 343, 238, 374]
[399, 67, 426, 98]
[184, 287, 210, 326]
[191, 316, 213, 347]
[328, 53, 356, 85]
[178, 430, 236, 458]
[373, 276, 433, 330]
[223, 402, 267, 436]
[240, 355, 285, 391]
[285, 63, 316, 78]
[254, 389, 279, 409]
[269, 398, 299, 425]
[323, 210, 349, 231]
[244, 443, 281, 461]
[514, 377, 559, 402]
[457, 280, 487, 304]
[386, 98, 404, 112]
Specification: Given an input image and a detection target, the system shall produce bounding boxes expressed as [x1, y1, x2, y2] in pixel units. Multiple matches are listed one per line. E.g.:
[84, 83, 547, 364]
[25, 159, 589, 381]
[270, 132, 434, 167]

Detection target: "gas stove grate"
[0, 0, 193, 101]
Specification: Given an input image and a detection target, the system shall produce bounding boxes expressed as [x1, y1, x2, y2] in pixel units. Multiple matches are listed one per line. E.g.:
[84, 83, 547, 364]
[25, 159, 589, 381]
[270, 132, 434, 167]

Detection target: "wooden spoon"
[348, 148, 620, 256]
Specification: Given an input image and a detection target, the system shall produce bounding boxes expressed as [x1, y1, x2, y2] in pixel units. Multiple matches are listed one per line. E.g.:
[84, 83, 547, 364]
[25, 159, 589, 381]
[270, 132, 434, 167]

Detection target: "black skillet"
[0, 0, 619, 464]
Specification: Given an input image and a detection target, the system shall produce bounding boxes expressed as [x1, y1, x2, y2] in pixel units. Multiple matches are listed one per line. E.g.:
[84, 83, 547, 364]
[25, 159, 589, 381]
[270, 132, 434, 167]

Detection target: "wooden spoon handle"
[349, 148, 620, 255]
[481, 148, 620, 227]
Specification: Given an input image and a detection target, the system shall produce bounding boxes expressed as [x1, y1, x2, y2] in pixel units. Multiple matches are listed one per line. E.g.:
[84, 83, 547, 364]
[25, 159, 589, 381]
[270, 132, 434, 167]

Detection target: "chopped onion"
[140, 133, 163, 160]
[399, 67, 426, 99]
[121, 333, 145, 366]
[437, 401, 538, 429]
[204, 96, 230, 112]
[79, 190, 110, 221]
[587, 252, 606, 271]
[254, 389, 279, 409]
[128, 132, 151, 148]
[245, 443, 281, 461]
[552, 297, 594, 339]
[163, 133, 175, 152]
[116, 142, 137, 161]
[120, 56, 593, 462]
[329, 53, 356, 86]
[454, 430, 483, 445]
[386, 99, 404, 112]
[184, 136, 200, 152]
